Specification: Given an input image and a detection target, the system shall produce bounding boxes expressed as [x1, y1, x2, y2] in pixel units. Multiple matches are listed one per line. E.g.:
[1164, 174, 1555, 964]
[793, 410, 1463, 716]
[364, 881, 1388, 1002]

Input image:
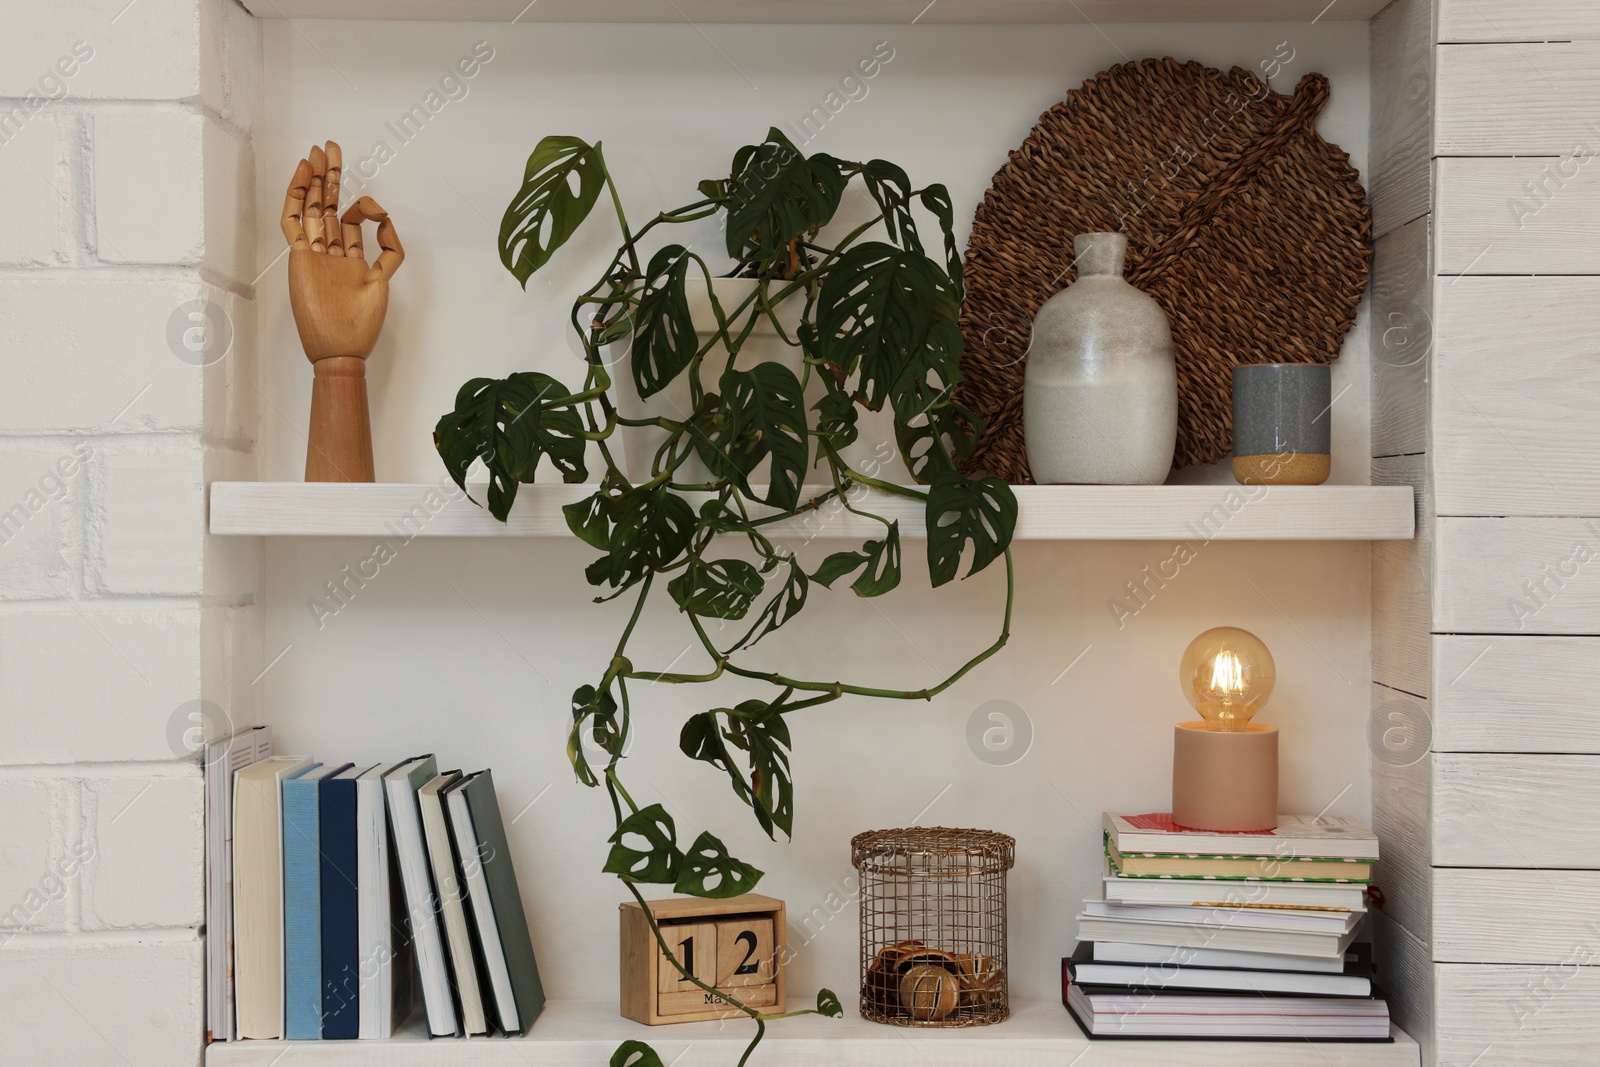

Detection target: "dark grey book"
[446, 769, 546, 1035]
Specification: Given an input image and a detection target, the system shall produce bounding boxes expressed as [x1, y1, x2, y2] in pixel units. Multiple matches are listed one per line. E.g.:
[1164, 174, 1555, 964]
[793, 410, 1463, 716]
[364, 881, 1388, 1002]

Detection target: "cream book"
[419, 770, 487, 1036]
[232, 755, 312, 1040]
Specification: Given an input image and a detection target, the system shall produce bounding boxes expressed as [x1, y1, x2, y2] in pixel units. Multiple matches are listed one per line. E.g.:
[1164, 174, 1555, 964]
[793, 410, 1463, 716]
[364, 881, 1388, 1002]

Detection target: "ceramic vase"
[1023, 233, 1178, 484]
[609, 277, 902, 485]
[1231, 363, 1332, 486]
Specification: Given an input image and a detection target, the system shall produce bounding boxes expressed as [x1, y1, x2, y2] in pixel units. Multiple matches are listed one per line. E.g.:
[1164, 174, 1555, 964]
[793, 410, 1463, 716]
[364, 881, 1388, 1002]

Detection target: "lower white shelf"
[207, 482, 1415, 541]
[205, 998, 1420, 1066]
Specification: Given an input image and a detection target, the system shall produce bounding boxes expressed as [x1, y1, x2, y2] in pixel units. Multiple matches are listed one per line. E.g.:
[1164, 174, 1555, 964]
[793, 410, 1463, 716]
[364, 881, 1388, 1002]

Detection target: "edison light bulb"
[1179, 626, 1275, 732]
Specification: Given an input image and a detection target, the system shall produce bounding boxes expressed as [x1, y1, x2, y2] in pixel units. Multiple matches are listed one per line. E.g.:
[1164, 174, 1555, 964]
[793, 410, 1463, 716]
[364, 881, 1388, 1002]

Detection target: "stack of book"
[1063, 812, 1389, 1041]
[207, 731, 545, 1042]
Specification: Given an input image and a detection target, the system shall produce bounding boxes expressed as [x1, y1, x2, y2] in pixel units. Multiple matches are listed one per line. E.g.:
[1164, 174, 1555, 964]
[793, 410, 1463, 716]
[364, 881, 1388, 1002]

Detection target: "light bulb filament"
[1208, 648, 1246, 697]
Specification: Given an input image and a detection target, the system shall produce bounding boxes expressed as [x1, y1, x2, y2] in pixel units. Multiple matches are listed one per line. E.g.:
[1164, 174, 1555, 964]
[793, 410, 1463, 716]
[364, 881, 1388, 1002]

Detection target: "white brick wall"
[0, 2, 261, 1063]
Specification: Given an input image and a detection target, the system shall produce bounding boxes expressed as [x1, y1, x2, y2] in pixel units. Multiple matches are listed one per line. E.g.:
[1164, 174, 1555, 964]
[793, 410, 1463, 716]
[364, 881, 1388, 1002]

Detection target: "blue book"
[319, 765, 370, 1040]
[282, 762, 350, 1040]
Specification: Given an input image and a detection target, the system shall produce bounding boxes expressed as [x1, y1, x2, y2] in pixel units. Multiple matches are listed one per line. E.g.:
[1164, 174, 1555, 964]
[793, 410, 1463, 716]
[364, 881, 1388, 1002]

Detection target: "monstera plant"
[434, 129, 1016, 1067]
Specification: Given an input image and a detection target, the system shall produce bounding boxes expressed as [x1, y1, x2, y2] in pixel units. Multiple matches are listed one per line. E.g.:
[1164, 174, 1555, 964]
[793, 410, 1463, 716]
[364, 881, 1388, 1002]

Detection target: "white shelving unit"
[205, 998, 1421, 1066]
[238, 0, 1391, 25]
[208, 482, 1416, 541]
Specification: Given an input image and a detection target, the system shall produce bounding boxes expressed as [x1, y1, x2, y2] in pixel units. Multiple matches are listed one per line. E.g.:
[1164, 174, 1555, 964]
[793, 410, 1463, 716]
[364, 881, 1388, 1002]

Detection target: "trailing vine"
[435, 129, 1017, 1067]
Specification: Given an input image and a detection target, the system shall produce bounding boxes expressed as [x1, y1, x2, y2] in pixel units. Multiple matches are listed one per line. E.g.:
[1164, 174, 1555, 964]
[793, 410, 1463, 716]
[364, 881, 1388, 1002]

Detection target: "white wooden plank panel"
[1371, 0, 1433, 238]
[1434, 753, 1600, 867]
[1439, 0, 1600, 43]
[1372, 913, 1435, 1067]
[1373, 456, 1431, 697]
[1436, 157, 1600, 275]
[1437, 44, 1600, 155]
[1370, 217, 1431, 457]
[1434, 518, 1600, 634]
[1433, 276, 1600, 516]
[208, 483, 1416, 541]
[1371, 686, 1433, 936]
[1438, 964, 1600, 1067]
[236, 0, 1393, 22]
[1434, 635, 1600, 752]
[1435, 868, 1600, 962]
[202, 997, 1422, 1066]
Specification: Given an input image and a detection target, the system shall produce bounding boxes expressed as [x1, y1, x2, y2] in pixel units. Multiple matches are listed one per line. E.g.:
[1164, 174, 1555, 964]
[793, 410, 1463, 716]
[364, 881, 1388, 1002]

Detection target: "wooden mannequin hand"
[280, 141, 405, 362]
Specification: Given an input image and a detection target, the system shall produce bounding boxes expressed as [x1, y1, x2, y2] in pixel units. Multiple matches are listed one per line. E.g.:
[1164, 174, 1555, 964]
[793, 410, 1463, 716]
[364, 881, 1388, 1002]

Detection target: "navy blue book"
[319, 765, 370, 1040]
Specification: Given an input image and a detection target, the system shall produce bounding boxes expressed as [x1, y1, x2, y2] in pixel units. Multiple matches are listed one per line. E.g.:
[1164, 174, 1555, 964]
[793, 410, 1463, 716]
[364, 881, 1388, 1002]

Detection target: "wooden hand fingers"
[341, 196, 405, 281]
[305, 144, 327, 251]
[280, 157, 312, 249]
[323, 142, 344, 254]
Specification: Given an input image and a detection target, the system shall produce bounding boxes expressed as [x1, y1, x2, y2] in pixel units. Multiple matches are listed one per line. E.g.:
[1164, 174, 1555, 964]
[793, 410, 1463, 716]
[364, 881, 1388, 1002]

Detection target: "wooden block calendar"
[619, 894, 786, 1024]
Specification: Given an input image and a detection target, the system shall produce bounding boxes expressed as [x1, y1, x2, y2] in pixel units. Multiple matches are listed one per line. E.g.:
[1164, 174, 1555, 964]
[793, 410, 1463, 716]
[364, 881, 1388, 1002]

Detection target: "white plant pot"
[608, 277, 904, 488]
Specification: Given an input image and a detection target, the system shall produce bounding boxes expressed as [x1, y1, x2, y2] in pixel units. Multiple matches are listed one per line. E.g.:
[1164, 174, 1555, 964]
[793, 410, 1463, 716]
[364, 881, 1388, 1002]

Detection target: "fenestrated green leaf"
[610, 1041, 666, 1067]
[919, 183, 964, 292]
[725, 128, 847, 274]
[433, 371, 585, 521]
[813, 242, 957, 412]
[604, 804, 682, 884]
[692, 363, 809, 512]
[925, 472, 1017, 586]
[680, 696, 795, 839]
[674, 830, 763, 897]
[816, 989, 843, 1018]
[860, 159, 921, 254]
[585, 488, 697, 594]
[667, 558, 765, 620]
[895, 396, 986, 486]
[499, 136, 605, 286]
[567, 683, 619, 787]
[812, 387, 859, 457]
[631, 245, 697, 399]
[732, 556, 808, 650]
[562, 490, 615, 551]
[810, 524, 901, 598]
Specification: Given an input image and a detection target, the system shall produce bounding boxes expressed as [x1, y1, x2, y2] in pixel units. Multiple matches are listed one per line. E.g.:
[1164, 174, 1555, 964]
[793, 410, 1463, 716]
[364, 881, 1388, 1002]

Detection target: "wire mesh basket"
[851, 827, 1015, 1027]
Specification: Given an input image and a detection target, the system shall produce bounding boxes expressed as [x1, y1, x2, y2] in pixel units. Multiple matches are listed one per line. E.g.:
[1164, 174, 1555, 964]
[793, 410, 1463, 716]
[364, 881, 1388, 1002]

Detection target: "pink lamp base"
[1171, 722, 1279, 832]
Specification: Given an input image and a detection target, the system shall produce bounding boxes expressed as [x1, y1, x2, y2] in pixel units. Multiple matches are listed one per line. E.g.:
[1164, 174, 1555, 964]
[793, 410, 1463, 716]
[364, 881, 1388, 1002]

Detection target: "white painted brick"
[203, 446, 262, 600]
[92, 109, 251, 281]
[0, 606, 203, 763]
[83, 772, 203, 929]
[0, 781, 65, 939]
[89, 440, 206, 597]
[201, 0, 263, 132]
[0, 114, 65, 264]
[0, 274, 222, 433]
[204, 290, 258, 447]
[0, 442, 88, 601]
[92, 108, 201, 265]
[0, 0, 200, 102]
[0, 935, 203, 1066]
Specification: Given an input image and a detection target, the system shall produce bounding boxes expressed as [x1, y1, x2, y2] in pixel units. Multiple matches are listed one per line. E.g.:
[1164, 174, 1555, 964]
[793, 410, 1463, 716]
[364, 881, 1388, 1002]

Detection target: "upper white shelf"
[238, 0, 1389, 23]
[208, 482, 1414, 541]
[204, 997, 1420, 1066]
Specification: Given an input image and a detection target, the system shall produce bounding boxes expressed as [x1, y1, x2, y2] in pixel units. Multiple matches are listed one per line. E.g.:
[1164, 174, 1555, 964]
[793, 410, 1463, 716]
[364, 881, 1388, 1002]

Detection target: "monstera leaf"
[732, 556, 809, 650]
[680, 697, 794, 838]
[433, 372, 586, 521]
[567, 683, 619, 787]
[692, 363, 809, 512]
[811, 523, 902, 598]
[631, 245, 697, 399]
[925, 472, 1016, 587]
[610, 1042, 666, 1067]
[499, 136, 605, 286]
[675, 831, 763, 897]
[726, 128, 847, 274]
[668, 558, 765, 620]
[585, 488, 697, 595]
[603, 804, 682, 884]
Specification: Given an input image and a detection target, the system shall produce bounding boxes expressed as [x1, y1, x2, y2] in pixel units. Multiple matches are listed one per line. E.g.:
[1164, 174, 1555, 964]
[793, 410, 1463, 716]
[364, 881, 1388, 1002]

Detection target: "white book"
[420, 771, 486, 1036]
[447, 779, 519, 1035]
[384, 755, 458, 1038]
[1066, 984, 1389, 1039]
[1083, 898, 1362, 934]
[356, 762, 411, 1039]
[1092, 940, 1350, 974]
[1104, 871, 1367, 911]
[1068, 960, 1371, 997]
[1076, 914, 1357, 959]
[204, 725, 271, 1043]
[233, 755, 312, 1040]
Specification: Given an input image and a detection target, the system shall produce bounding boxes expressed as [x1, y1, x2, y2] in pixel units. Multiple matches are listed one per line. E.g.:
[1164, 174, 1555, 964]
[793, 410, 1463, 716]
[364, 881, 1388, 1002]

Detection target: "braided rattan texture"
[956, 57, 1372, 479]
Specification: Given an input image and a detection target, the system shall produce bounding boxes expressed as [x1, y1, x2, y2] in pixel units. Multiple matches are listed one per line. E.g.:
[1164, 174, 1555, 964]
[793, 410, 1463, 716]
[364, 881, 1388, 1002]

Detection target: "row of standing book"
[205, 727, 545, 1042]
[1062, 812, 1390, 1041]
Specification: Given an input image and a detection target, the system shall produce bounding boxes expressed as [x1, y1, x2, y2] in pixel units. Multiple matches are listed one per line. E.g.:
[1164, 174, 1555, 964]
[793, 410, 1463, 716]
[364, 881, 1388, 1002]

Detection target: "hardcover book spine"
[283, 782, 323, 1040]
[320, 780, 361, 1040]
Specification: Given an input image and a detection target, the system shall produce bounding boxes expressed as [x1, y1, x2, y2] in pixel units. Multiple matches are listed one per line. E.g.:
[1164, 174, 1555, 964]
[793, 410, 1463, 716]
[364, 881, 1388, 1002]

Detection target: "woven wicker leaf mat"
[955, 57, 1372, 481]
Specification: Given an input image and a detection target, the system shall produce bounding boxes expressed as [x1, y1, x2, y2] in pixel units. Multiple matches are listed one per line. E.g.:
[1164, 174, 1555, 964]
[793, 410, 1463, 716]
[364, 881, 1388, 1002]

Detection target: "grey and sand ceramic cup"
[1231, 363, 1332, 485]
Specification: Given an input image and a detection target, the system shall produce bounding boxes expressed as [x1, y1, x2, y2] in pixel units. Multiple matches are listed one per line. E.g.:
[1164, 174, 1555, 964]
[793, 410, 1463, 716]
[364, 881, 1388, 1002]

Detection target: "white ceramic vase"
[1022, 232, 1178, 485]
[609, 277, 902, 486]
